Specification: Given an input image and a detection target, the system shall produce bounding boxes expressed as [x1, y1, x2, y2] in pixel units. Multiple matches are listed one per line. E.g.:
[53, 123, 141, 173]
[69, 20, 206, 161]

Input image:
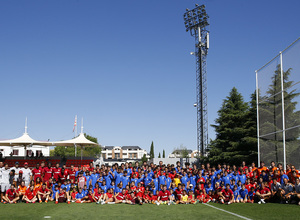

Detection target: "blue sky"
[0, 0, 299, 156]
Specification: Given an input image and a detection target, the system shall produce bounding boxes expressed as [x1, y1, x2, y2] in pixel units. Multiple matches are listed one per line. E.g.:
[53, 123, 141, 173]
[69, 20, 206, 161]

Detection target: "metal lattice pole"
[184, 4, 209, 156]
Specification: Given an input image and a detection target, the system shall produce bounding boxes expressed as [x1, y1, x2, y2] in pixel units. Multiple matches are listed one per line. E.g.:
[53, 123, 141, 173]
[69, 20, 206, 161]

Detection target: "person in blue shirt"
[188, 173, 196, 189]
[239, 172, 247, 185]
[237, 180, 242, 191]
[239, 184, 248, 203]
[180, 171, 189, 189]
[115, 168, 123, 186]
[109, 181, 116, 193]
[205, 182, 214, 194]
[175, 161, 182, 173]
[61, 180, 71, 192]
[213, 173, 222, 189]
[131, 174, 140, 187]
[222, 171, 231, 186]
[158, 173, 166, 188]
[104, 170, 113, 188]
[100, 180, 108, 193]
[75, 188, 87, 202]
[97, 174, 104, 188]
[144, 172, 152, 187]
[91, 171, 99, 189]
[230, 179, 237, 191]
[165, 173, 172, 190]
[152, 173, 159, 191]
[147, 167, 154, 179]
[121, 171, 130, 189]
[231, 171, 239, 183]
[85, 171, 92, 189]
[51, 185, 59, 201]
[82, 185, 88, 196]
[248, 187, 256, 203]
[233, 185, 241, 203]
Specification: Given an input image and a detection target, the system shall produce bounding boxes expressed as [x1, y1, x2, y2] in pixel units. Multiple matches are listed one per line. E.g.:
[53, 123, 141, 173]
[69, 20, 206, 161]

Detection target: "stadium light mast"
[183, 4, 209, 156]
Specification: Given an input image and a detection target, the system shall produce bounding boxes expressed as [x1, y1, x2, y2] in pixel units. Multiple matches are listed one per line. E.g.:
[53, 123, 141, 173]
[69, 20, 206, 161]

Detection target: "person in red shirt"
[52, 163, 61, 182]
[103, 188, 115, 204]
[256, 183, 271, 204]
[55, 188, 69, 204]
[157, 185, 171, 205]
[115, 188, 126, 204]
[24, 185, 37, 203]
[68, 165, 76, 182]
[59, 168, 67, 183]
[220, 184, 234, 204]
[175, 184, 183, 203]
[143, 189, 151, 204]
[94, 188, 104, 203]
[43, 162, 53, 183]
[32, 163, 42, 182]
[2, 184, 19, 204]
[37, 183, 50, 203]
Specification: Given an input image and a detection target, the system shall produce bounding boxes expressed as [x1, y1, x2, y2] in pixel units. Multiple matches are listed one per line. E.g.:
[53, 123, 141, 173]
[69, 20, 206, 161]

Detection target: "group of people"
[0, 160, 299, 206]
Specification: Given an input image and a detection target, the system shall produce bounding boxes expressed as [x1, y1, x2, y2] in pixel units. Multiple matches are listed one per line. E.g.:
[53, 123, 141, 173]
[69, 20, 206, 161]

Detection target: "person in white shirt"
[21, 162, 32, 187]
[11, 161, 21, 183]
[1, 163, 11, 201]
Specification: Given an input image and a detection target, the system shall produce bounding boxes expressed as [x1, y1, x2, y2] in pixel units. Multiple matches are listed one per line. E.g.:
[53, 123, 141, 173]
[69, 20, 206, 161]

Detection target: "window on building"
[12, 150, 19, 156]
[36, 150, 42, 157]
[102, 154, 106, 159]
[26, 150, 32, 157]
[115, 153, 120, 159]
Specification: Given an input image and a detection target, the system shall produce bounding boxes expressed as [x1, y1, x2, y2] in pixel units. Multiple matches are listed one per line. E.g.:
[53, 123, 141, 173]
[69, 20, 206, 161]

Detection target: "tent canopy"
[0, 132, 53, 146]
[53, 133, 98, 147]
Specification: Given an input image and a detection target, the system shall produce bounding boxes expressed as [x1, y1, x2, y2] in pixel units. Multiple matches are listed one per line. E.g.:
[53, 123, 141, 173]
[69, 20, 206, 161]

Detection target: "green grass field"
[0, 202, 299, 220]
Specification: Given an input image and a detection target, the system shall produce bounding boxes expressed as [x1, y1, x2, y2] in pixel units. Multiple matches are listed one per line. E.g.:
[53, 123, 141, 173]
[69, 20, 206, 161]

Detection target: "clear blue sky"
[0, 0, 299, 156]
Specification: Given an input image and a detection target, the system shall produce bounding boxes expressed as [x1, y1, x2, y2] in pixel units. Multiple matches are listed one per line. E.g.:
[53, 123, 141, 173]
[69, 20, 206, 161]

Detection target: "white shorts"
[1, 183, 10, 193]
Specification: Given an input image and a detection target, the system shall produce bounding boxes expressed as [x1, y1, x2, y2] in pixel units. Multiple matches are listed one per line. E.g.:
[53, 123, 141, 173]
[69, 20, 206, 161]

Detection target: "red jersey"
[158, 190, 170, 201]
[221, 189, 233, 199]
[52, 167, 61, 181]
[25, 189, 36, 200]
[143, 194, 151, 201]
[260, 187, 270, 195]
[43, 167, 53, 182]
[94, 192, 102, 200]
[175, 189, 183, 200]
[32, 168, 42, 181]
[59, 173, 67, 183]
[88, 194, 93, 201]
[106, 193, 113, 199]
[58, 192, 65, 198]
[130, 186, 137, 192]
[6, 189, 17, 200]
[137, 186, 145, 194]
[116, 193, 125, 200]
[68, 169, 76, 181]
[39, 187, 49, 194]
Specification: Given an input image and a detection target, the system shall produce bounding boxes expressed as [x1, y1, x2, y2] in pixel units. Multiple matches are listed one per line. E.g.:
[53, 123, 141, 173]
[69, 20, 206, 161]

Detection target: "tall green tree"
[258, 65, 300, 166]
[158, 152, 161, 158]
[163, 149, 165, 158]
[150, 141, 155, 159]
[141, 154, 147, 163]
[208, 87, 249, 165]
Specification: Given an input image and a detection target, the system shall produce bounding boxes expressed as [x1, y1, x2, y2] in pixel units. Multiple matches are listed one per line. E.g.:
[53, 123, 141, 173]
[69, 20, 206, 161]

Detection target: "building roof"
[121, 146, 141, 150]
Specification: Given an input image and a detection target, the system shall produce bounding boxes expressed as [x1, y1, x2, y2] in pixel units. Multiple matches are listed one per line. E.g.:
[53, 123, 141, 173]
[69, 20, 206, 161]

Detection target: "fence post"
[280, 51, 286, 171]
[256, 70, 260, 167]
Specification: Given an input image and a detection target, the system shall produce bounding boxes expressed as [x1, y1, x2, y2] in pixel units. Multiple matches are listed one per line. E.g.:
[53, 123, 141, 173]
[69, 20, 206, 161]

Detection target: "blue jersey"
[147, 171, 154, 179]
[61, 184, 71, 192]
[181, 175, 189, 188]
[280, 174, 289, 185]
[222, 175, 231, 186]
[153, 178, 159, 189]
[115, 173, 123, 186]
[104, 175, 112, 187]
[189, 175, 197, 187]
[239, 189, 248, 199]
[131, 178, 140, 187]
[233, 190, 240, 199]
[114, 186, 121, 194]
[86, 175, 92, 188]
[166, 177, 172, 189]
[76, 191, 86, 199]
[239, 174, 246, 184]
[91, 173, 99, 188]
[52, 188, 59, 199]
[205, 186, 214, 194]
[144, 176, 152, 187]
[83, 189, 88, 196]
[231, 174, 239, 183]
[158, 175, 166, 187]
[122, 176, 130, 188]
[101, 185, 108, 193]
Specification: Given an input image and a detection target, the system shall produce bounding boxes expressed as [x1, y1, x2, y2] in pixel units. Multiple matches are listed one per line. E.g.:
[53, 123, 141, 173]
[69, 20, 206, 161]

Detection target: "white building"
[102, 146, 148, 160]
[0, 145, 50, 157]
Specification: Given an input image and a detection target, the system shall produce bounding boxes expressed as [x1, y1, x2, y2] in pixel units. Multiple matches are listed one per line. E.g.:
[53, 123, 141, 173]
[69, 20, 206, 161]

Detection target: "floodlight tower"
[183, 4, 209, 156]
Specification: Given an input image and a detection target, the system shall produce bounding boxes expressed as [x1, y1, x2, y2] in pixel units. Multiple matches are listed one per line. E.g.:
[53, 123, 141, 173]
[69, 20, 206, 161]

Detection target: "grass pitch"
[0, 202, 299, 220]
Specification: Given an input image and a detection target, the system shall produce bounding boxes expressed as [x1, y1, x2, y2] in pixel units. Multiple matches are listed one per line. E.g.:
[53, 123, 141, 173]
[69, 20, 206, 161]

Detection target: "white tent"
[0, 119, 53, 158]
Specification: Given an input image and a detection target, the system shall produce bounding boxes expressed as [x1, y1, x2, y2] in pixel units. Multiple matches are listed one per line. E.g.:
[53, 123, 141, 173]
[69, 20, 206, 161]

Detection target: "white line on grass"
[202, 203, 252, 220]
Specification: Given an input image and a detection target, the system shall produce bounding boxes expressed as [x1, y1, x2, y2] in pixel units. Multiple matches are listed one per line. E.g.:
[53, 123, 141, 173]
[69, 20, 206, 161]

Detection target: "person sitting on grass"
[179, 190, 189, 204]
[94, 188, 104, 204]
[256, 182, 271, 204]
[280, 178, 293, 204]
[220, 184, 234, 204]
[115, 188, 127, 204]
[156, 185, 171, 205]
[37, 183, 50, 203]
[233, 185, 241, 203]
[187, 190, 196, 204]
[17, 181, 27, 202]
[102, 188, 115, 204]
[49, 184, 59, 202]
[56, 187, 70, 204]
[24, 185, 37, 203]
[2, 184, 19, 204]
[75, 187, 88, 203]
[239, 184, 248, 203]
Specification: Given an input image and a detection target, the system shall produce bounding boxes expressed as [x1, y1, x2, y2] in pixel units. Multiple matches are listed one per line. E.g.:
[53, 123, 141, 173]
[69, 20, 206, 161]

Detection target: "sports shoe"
[156, 202, 160, 206]
[168, 202, 170, 206]
[75, 200, 81, 203]
[258, 201, 261, 204]
[40, 201, 42, 203]
[101, 201, 105, 205]
[55, 201, 58, 204]
[32, 201, 36, 204]
[221, 199, 224, 204]
[3, 201, 7, 204]
[68, 201, 70, 204]
[261, 199, 265, 204]
[96, 201, 100, 204]
[45, 200, 48, 203]
[227, 202, 231, 205]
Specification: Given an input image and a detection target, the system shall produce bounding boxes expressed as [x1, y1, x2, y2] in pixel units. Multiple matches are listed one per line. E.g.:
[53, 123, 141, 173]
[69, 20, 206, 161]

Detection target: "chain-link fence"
[256, 37, 300, 169]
